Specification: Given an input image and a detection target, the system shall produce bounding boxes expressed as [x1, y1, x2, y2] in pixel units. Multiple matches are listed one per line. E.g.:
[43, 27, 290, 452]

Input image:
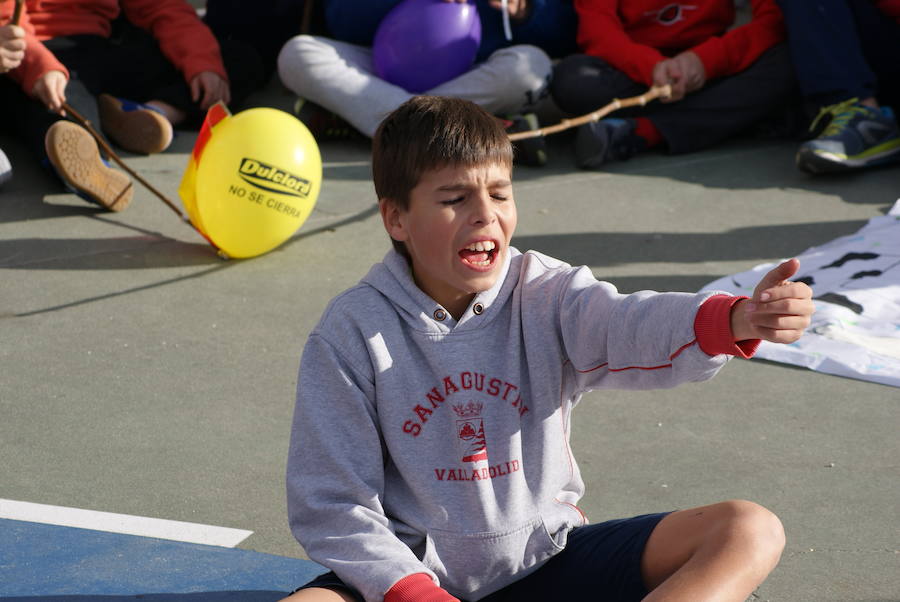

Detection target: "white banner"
[702, 200, 900, 388]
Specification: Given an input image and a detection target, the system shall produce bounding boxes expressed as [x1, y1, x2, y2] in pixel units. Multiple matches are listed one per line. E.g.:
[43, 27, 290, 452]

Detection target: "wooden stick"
[508, 85, 672, 141]
[11, 0, 24, 25]
[61, 101, 194, 226]
[300, 0, 315, 35]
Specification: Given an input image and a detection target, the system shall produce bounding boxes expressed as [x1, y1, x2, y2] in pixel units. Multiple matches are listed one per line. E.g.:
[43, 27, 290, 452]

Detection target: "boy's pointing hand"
[731, 258, 814, 344]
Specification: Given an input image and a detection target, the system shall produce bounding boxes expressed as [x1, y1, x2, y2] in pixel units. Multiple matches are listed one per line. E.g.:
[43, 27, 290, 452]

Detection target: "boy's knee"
[720, 500, 786, 565]
[550, 54, 621, 115]
[514, 45, 553, 79]
[277, 35, 322, 84]
[490, 45, 552, 83]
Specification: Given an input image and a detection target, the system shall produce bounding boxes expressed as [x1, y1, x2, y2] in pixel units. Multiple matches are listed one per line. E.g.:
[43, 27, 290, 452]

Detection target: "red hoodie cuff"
[695, 294, 760, 358]
[385, 573, 459, 602]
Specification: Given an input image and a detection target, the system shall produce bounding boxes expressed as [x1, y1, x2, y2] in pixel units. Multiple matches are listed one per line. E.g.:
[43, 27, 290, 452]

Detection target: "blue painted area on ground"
[0, 519, 326, 598]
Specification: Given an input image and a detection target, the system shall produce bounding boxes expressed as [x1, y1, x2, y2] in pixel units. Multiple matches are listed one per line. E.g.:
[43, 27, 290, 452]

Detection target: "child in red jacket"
[551, 0, 796, 169]
[25, 0, 264, 154]
[0, 0, 134, 209]
[0, 0, 264, 210]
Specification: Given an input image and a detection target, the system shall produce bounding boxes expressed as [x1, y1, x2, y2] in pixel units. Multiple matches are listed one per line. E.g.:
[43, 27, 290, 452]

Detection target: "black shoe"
[293, 98, 362, 141]
[575, 118, 646, 169]
[504, 113, 548, 167]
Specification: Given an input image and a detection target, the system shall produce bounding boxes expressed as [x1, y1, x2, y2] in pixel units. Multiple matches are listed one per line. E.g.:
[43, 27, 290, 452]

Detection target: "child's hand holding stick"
[507, 85, 672, 141]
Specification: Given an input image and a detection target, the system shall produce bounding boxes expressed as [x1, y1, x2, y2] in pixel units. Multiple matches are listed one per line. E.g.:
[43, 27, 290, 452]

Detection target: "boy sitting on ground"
[283, 96, 814, 602]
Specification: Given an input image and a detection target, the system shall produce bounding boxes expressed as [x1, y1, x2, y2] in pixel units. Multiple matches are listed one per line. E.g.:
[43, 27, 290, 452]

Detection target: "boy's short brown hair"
[372, 96, 513, 212]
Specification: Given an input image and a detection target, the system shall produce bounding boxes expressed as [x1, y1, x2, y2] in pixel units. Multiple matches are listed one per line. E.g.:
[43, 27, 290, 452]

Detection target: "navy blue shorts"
[294, 511, 670, 601]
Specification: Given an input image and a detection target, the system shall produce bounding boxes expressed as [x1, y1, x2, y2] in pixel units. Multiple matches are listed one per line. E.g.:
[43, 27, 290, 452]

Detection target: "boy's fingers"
[749, 313, 810, 331]
[750, 298, 809, 316]
[753, 258, 800, 300]
[755, 282, 812, 304]
[755, 326, 804, 344]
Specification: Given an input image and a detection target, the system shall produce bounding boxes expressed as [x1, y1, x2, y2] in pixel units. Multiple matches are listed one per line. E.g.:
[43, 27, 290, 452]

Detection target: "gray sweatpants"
[277, 35, 552, 137]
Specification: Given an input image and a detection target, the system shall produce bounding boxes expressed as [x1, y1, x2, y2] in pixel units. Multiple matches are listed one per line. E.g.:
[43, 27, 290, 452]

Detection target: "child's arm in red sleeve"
[574, 0, 664, 86]
[691, 0, 785, 82]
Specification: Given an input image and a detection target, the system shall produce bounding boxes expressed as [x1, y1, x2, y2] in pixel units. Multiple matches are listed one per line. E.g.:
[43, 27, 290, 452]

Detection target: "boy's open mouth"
[459, 240, 498, 268]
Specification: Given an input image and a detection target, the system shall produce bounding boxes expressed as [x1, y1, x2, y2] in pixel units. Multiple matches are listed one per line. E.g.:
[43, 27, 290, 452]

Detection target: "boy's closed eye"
[440, 193, 510, 205]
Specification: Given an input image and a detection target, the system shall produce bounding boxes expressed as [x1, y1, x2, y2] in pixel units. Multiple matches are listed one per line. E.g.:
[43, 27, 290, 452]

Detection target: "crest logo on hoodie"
[644, 3, 698, 25]
[452, 401, 488, 462]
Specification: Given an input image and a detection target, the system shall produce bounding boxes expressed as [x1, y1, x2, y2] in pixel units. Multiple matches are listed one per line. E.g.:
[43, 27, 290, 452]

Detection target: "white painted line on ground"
[322, 160, 370, 168]
[0, 499, 252, 548]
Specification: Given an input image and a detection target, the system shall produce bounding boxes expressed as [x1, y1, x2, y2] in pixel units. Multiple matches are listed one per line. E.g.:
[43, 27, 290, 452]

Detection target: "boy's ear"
[379, 197, 408, 242]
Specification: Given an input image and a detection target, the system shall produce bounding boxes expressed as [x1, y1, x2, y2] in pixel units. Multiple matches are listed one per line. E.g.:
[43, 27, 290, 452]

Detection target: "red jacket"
[25, 0, 227, 85]
[574, 0, 785, 86]
[3, 2, 68, 95]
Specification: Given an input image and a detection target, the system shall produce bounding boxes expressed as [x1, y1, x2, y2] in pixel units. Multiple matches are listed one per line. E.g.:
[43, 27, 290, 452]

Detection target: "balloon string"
[501, 0, 512, 41]
[507, 85, 672, 141]
[61, 102, 199, 231]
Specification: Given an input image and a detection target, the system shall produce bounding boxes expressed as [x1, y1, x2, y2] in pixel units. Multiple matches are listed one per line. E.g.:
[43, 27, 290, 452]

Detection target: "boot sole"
[797, 144, 900, 174]
[45, 121, 133, 212]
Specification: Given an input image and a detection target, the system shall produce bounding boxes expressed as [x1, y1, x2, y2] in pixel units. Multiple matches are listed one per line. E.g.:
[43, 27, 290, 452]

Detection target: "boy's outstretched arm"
[730, 258, 814, 344]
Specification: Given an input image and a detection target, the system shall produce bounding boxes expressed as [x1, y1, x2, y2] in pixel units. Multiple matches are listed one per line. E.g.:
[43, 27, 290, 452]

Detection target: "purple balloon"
[373, 0, 482, 94]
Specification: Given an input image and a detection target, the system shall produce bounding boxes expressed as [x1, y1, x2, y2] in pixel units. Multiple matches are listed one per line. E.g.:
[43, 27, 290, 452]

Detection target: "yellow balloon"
[191, 107, 322, 258]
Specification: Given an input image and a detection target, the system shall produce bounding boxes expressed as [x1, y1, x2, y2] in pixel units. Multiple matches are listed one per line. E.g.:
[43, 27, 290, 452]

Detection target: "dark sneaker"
[796, 99, 900, 174]
[45, 121, 133, 212]
[98, 93, 173, 154]
[575, 118, 646, 169]
[293, 98, 362, 141]
[504, 113, 547, 167]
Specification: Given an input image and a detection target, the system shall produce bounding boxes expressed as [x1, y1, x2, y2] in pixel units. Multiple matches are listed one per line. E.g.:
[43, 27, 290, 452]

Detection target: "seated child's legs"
[481, 512, 669, 601]
[641, 500, 785, 602]
[277, 35, 412, 137]
[429, 45, 552, 117]
[550, 54, 645, 116]
[643, 43, 797, 155]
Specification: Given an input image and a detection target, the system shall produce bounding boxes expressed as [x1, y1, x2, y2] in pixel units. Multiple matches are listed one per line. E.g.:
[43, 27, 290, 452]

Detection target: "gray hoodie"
[287, 248, 733, 601]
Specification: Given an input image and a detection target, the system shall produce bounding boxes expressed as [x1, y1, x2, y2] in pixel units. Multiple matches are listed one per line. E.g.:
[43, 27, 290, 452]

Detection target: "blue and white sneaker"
[797, 99, 900, 174]
[0, 147, 11, 188]
[45, 121, 133, 212]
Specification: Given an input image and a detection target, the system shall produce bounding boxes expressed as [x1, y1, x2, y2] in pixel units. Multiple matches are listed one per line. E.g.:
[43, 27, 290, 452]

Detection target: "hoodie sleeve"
[690, 0, 784, 81]
[573, 0, 664, 86]
[555, 265, 744, 391]
[2, 3, 68, 95]
[288, 333, 448, 602]
[120, 0, 227, 84]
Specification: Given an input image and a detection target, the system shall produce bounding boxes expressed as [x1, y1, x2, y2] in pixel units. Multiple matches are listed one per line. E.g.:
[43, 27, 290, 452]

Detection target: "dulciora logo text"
[238, 158, 313, 198]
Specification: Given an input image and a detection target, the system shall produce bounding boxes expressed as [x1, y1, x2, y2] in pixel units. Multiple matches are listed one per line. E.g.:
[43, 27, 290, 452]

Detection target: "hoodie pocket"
[421, 516, 564, 599]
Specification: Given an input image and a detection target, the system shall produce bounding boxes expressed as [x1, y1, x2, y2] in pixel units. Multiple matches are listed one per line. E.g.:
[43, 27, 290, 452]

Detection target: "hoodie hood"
[361, 247, 519, 333]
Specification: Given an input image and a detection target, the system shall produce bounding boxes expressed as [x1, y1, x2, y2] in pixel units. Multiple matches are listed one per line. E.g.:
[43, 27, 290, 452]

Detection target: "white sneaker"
[0, 147, 12, 188]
